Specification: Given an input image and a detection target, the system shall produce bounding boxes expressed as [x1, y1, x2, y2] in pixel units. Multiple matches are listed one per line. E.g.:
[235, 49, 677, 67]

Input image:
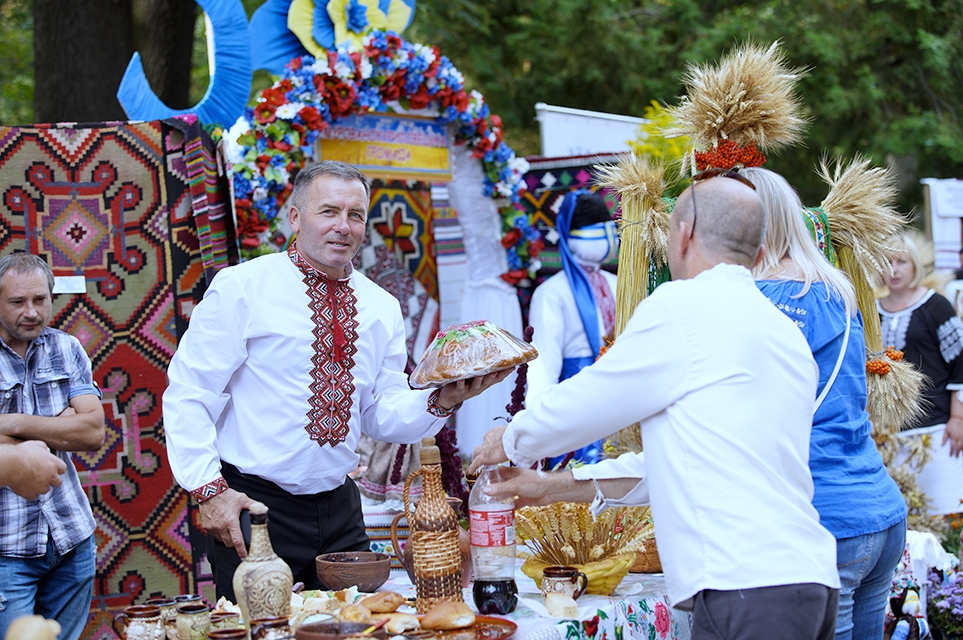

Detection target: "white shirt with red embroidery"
[163, 251, 445, 497]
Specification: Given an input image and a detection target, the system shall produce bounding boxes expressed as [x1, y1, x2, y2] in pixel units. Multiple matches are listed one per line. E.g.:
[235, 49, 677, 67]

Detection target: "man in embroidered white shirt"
[470, 176, 841, 640]
[164, 161, 508, 599]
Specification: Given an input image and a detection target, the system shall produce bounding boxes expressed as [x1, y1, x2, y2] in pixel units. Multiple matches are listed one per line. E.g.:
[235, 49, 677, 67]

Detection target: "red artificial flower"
[349, 51, 362, 70]
[261, 87, 287, 108]
[500, 269, 527, 286]
[490, 114, 503, 129]
[472, 135, 493, 159]
[476, 119, 488, 135]
[298, 106, 324, 131]
[255, 154, 272, 171]
[500, 228, 522, 248]
[254, 103, 277, 124]
[530, 238, 544, 257]
[409, 85, 432, 110]
[321, 77, 357, 118]
[271, 138, 294, 152]
[286, 57, 303, 71]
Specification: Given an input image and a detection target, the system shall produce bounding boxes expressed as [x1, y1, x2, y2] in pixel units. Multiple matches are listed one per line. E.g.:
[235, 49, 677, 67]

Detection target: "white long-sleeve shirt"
[163, 252, 444, 496]
[503, 263, 839, 608]
[526, 269, 617, 402]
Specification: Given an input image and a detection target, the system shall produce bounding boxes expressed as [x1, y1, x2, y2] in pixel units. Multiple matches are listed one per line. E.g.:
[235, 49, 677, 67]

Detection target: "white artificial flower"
[223, 115, 252, 165]
[511, 157, 531, 175]
[275, 102, 304, 120]
[497, 182, 513, 197]
[529, 259, 542, 272]
[414, 43, 436, 65]
[360, 57, 373, 80]
[426, 77, 438, 90]
[306, 59, 332, 76]
[253, 187, 268, 201]
[334, 60, 354, 80]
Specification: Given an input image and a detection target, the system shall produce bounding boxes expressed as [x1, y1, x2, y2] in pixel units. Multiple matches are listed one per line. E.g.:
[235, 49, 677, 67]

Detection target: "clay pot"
[314, 552, 390, 592]
[294, 621, 387, 640]
[390, 498, 472, 588]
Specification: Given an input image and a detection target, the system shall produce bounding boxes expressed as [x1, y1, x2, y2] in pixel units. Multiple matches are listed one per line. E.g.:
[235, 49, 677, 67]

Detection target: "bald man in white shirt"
[471, 175, 840, 640]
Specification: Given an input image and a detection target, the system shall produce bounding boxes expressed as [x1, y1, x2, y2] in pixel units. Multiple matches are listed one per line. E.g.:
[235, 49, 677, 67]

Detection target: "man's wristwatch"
[427, 389, 461, 418]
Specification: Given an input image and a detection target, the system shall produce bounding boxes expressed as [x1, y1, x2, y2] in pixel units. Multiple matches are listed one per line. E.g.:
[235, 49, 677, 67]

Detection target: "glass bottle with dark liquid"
[469, 465, 518, 614]
[472, 579, 519, 615]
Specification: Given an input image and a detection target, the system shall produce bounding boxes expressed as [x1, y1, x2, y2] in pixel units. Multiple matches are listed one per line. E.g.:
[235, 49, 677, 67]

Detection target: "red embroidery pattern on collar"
[289, 245, 360, 448]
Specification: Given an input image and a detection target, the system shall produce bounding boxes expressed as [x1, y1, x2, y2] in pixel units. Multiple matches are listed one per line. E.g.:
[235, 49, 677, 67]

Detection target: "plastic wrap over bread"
[409, 320, 538, 389]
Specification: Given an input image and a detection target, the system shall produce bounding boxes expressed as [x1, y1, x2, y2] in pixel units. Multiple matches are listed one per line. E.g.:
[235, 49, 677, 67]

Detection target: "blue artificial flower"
[506, 249, 522, 270]
[233, 174, 253, 197]
[345, 0, 369, 33]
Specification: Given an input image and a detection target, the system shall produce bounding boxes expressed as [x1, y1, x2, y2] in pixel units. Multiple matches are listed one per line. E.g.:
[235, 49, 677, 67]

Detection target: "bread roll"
[545, 593, 578, 618]
[420, 601, 476, 630]
[338, 604, 372, 623]
[358, 591, 404, 613]
[378, 613, 420, 635]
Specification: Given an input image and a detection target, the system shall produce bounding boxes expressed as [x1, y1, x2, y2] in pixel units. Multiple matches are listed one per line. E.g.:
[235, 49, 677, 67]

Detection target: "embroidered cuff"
[190, 477, 229, 503]
[427, 389, 461, 418]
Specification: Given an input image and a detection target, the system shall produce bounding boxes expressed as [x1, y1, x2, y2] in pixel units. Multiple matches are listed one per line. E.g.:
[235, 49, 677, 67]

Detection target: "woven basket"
[520, 553, 634, 596]
[629, 538, 662, 573]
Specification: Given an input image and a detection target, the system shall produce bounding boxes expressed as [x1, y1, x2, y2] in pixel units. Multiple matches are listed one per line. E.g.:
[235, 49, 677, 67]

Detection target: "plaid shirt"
[0, 328, 99, 557]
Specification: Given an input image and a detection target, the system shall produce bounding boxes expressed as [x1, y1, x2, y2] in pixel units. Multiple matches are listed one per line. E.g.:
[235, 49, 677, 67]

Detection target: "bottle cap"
[420, 437, 441, 465]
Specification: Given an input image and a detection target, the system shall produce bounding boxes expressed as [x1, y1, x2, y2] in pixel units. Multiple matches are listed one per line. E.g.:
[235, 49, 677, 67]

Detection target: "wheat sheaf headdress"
[666, 40, 809, 173]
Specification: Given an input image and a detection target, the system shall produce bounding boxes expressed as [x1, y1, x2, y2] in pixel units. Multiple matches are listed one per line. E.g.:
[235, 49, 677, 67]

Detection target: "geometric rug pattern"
[0, 116, 236, 639]
[369, 180, 437, 302]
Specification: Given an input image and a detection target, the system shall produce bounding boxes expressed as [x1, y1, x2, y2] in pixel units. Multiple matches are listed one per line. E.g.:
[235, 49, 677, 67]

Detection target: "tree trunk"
[33, 0, 134, 123]
[133, 0, 198, 110]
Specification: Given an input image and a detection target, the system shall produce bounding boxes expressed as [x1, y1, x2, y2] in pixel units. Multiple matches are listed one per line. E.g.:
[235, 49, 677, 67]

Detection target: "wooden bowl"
[315, 551, 390, 592]
[295, 621, 388, 640]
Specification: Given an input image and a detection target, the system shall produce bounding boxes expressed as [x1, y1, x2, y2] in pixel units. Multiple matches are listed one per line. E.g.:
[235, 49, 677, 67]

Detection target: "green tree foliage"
[409, 0, 963, 211]
[4, 0, 961, 211]
[0, 0, 34, 125]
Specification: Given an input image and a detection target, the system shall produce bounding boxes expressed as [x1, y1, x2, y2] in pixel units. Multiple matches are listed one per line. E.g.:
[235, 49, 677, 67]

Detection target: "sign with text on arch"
[315, 113, 452, 182]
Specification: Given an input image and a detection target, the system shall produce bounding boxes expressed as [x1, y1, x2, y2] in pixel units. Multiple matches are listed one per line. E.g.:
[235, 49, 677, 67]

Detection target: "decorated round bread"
[409, 320, 538, 389]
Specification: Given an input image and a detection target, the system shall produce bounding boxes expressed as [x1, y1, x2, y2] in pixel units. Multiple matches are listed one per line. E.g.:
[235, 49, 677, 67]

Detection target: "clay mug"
[251, 616, 292, 640]
[174, 595, 202, 605]
[145, 598, 179, 640]
[210, 612, 241, 630]
[113, 605, 166, 640]
[541, 565, 588, 600]
[207, 630, 248, 640]
[176, 603, 212, 640]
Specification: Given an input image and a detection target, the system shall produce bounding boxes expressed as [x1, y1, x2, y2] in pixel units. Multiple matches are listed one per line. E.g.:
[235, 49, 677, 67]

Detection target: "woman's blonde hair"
[742, 166, 857, 317]
[887, 232, 925, 289]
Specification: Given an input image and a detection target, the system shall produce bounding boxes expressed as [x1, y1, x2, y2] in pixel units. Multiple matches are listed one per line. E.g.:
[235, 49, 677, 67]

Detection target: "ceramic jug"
[233, 502, 294, 631]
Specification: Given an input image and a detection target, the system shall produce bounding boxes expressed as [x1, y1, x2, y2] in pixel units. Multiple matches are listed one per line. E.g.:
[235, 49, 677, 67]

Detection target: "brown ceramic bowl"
[315, 551, 390, 592]
[295, 621, 388, 640]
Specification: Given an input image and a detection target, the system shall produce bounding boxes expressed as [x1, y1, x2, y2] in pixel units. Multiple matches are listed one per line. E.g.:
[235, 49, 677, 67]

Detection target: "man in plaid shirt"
[0, 253, 105, 640]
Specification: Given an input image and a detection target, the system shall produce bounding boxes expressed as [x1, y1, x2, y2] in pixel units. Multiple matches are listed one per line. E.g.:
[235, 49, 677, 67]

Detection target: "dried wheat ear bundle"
[595, 154, 671, 454]
[515, 502, 653, 565]
[665, 40, 809, 169]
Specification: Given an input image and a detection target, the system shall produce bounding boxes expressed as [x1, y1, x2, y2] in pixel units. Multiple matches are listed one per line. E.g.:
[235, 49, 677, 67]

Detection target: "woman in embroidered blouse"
[742, 166, 907, 640]
[878, 231, 963, 516]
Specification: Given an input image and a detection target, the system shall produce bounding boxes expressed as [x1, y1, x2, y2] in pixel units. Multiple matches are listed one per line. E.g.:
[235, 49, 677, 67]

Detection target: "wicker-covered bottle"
[403, 436, 463, 613]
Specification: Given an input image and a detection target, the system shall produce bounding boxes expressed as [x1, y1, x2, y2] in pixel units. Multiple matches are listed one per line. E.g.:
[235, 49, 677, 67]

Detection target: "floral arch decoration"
[229, 29, 537, 279]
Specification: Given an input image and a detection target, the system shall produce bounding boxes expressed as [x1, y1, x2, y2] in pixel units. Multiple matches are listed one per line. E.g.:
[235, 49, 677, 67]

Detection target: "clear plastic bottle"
[469, 464, 518, 614]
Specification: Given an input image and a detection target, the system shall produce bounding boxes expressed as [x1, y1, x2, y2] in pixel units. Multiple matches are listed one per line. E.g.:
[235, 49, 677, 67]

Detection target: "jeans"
[834, 519, 907, 640]
[0, 534, 95, 640]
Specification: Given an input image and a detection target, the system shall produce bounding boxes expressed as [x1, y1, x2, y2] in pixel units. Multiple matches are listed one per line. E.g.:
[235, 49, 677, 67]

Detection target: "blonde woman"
[878, 232, 963, 515]
[742, 166, 907, 640]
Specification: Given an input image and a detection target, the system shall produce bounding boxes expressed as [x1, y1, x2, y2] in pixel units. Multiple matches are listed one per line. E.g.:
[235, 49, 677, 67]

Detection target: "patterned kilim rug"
[0, 116, 236, 639]
[368, 180, 438, 302]
[517, 154, 620, 323]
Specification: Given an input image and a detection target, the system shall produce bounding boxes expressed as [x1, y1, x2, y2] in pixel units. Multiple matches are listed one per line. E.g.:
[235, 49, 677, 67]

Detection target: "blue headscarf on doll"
[556, 190, 618, 359]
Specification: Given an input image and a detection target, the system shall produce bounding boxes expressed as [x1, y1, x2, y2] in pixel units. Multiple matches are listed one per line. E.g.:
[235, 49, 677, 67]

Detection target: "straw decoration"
[515, 503, 653, 565]
[594, 154, 669, 453]
[665, 40, 809, 170]
[819, 155, 907, 307]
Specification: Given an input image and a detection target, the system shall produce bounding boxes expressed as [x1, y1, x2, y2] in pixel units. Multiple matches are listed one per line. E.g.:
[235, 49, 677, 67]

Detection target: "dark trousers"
[692, 583, 839, 640]
[209, 462, 371, 601]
